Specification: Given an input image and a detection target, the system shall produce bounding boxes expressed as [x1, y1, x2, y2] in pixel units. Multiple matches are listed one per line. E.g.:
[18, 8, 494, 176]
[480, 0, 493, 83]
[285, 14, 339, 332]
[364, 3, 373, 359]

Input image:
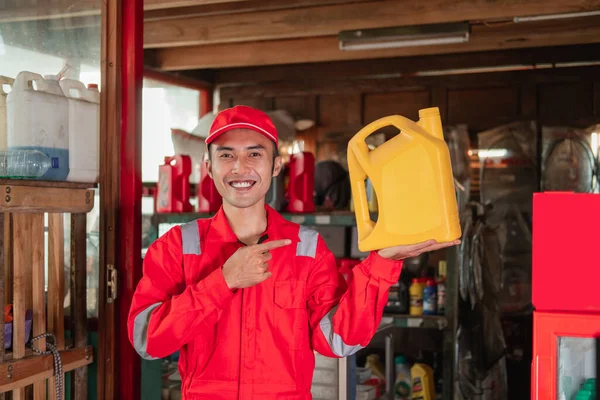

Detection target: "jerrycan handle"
[14, 72, 47, 93]
[347, 147, 376, 240]
[0, 76, 13, 96]
[59, 78, 86, 99]
[349, 115, 415, 177]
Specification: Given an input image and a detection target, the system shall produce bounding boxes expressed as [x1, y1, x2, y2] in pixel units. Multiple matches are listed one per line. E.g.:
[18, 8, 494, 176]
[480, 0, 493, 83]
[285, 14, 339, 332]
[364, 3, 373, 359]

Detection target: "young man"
[128, 106, 459, 399]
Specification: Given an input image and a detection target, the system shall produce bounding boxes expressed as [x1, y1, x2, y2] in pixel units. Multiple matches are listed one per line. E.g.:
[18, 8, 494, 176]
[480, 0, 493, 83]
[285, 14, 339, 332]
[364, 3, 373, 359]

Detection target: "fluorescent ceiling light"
[469, 149, 509, 158]
[339, 22, 470, 51]
[514, 10, 600, 23]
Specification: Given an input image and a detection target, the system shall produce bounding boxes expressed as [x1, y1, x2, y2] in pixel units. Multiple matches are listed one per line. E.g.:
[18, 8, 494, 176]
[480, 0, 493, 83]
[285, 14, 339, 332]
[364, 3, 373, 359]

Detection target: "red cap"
[206, 105, 278, 146]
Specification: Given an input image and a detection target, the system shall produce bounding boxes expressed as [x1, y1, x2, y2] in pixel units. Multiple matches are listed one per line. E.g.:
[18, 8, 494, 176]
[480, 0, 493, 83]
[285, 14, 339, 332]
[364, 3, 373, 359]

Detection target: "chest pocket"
[273, 280, 308, 350]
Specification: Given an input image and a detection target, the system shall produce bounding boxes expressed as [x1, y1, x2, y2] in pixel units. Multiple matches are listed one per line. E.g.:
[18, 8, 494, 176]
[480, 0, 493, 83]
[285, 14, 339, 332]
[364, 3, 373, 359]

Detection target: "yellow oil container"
[410, 363, 436, 400]
[347, 107, 461, 252]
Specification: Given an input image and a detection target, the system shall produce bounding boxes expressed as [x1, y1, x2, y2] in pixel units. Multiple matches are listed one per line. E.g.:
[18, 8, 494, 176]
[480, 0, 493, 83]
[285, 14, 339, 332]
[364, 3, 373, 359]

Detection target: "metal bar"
[442, 246, 459, 400]
[385, 333, 393, 396]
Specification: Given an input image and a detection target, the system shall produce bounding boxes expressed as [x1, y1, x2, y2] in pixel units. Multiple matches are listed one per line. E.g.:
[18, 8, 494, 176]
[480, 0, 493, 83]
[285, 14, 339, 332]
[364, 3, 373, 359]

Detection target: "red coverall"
[128, 205, 403, 399]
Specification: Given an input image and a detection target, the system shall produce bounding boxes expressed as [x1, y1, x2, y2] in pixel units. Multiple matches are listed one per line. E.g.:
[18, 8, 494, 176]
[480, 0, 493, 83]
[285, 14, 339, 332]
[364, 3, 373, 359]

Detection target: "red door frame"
[117, 4, 214, 399]
[532, 311, 600, 400]
[118, 0, 143, 398]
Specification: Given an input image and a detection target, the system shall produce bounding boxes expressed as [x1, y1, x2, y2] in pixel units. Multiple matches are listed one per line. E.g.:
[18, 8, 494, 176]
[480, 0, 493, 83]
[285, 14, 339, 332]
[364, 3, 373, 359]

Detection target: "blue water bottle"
[423, 279, 437, 315]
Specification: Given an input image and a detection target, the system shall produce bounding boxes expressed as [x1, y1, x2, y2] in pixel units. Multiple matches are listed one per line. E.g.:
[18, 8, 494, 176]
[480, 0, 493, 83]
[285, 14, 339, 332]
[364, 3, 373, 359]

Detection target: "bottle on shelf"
[7, 72, 70, 181]
[393, 355, 411, 400]
[0, 149, 52, 178]
[423, 279, 438, 315]
[437, 260, 447, 315]
[365, 354, 386, 385]
[59, 79, 100, 182]
[411, 362, 436, 400]
[409, 278, 424, 316]
[156, 155, 193, 213]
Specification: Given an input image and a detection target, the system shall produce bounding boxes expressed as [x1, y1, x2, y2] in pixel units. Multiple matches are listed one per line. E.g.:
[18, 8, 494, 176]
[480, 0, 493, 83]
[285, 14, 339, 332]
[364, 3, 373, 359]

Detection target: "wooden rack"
[0, 180, 95, 399]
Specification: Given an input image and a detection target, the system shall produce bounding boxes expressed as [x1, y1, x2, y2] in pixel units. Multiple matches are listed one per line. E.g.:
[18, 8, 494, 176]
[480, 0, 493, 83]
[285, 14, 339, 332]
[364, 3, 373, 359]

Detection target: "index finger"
[254, 239, 292, 252]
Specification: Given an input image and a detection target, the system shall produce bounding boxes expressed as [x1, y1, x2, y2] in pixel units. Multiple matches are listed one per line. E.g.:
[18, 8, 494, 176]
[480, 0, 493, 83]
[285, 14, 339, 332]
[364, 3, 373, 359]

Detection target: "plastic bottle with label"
[394, 355, 411, 400]
[0, 150, 51, 178]
[423, 279, 438, 315]
[437, 261, 447, 315]
[409, 278, 424, 316]
[411, 363, 436, 400]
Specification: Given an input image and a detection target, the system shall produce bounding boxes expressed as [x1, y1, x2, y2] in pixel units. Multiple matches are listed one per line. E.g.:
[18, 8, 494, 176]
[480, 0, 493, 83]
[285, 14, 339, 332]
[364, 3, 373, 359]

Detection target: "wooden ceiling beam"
[217, 65, 600, 98]
[211, 43, 600, 84]
[143, 0, 247, 11]
[154, 16, 600, 70]
[144, 0, 372, 21]
[0, 0, 247, 23]
[144, 0, 600, 48]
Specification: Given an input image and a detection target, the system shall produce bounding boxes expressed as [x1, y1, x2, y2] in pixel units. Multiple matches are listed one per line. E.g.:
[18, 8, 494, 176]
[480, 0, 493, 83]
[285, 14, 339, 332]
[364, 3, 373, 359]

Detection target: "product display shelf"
[0, 180, 96, 398]
[145, 211, 459, 400]
[384, 314, 448, 330]
[151, 210, 375, 227]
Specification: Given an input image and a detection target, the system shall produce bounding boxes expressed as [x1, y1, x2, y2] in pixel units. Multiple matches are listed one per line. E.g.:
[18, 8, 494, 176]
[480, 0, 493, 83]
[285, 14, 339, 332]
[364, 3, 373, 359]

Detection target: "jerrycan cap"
[418, 107, 440, 118]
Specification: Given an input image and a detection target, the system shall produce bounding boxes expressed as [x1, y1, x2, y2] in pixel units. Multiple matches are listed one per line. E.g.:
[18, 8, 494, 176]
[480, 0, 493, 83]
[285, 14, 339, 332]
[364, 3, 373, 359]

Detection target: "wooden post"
[0, 214, 5, 400]
[31, 213, 46, 400]
[71, 214, 88, 398]
[48, 213, 65, 400]
[12, 214, 33, 400]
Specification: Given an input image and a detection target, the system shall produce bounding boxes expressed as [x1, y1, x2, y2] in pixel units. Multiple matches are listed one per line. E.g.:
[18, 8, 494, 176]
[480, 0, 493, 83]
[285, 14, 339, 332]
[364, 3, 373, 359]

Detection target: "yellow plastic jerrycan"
[347, 107, 461, 252]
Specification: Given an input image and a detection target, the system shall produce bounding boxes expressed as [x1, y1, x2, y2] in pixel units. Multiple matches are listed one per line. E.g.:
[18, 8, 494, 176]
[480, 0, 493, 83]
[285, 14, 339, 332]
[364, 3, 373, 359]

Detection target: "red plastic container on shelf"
[156, 155, 193, 213]
[197, 157, 222, 213]
[285, 151, 315, 213]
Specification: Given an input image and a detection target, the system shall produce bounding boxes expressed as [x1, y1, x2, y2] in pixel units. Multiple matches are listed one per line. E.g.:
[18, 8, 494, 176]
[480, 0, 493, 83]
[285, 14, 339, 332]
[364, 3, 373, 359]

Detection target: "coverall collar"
[208, 204, 289, 244]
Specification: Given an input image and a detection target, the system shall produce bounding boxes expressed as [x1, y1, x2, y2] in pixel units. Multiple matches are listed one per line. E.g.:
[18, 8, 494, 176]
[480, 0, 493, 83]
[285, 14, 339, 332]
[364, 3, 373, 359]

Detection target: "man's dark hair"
[206, 142, 279, 163]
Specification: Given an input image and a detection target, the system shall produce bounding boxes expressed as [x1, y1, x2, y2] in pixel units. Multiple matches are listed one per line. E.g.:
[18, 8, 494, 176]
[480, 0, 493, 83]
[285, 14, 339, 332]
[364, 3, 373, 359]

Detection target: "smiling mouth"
[228, 180, 256, 189]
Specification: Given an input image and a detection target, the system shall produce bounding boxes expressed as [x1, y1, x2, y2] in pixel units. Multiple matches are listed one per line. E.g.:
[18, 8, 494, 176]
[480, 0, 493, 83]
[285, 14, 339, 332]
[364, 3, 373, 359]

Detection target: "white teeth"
[231, 181, 253, 188]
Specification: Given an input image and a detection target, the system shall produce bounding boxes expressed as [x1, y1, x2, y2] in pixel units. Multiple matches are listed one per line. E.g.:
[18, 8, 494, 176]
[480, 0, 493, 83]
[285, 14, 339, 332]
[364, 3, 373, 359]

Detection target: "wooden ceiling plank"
[144, 0, 600, 48]
[211, 44, 600, 84]
[155, 16, 600, 70]
[0, 0, 247, 23]
[217, 65, 600, 98]
[144, 0, 373, 21]
[143, 0, 248, 11]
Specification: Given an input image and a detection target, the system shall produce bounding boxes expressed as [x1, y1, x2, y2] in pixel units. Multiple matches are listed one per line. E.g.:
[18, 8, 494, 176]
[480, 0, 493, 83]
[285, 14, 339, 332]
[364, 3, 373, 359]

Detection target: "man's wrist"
[221, 266, 236, 290]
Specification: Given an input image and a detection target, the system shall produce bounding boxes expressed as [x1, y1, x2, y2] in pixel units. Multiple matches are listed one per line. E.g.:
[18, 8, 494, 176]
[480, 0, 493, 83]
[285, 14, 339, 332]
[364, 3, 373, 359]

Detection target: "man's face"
[207, 129, 282, 209]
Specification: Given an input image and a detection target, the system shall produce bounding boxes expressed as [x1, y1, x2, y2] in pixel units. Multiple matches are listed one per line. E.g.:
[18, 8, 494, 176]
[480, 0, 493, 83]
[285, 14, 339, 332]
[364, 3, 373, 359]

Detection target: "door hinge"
[107, 264, 118, 303]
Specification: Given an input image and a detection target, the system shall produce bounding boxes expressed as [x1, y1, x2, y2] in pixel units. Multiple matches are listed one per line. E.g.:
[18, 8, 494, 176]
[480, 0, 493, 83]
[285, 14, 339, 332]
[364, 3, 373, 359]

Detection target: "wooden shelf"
[2, 338, 74, 362]
[0, 345, 93, 393]
[0, 179, 96, 189]
[151, 210, 375, 227]
[0, 182, 95, 213]
[384, 314, 448, 330]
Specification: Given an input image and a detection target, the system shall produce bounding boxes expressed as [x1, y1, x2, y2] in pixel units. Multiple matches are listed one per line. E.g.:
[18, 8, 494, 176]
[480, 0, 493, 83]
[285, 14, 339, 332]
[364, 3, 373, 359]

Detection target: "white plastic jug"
[7, 72, 69, 180]
[0, 77, 13, 151]
[59, 79, 100, 183]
